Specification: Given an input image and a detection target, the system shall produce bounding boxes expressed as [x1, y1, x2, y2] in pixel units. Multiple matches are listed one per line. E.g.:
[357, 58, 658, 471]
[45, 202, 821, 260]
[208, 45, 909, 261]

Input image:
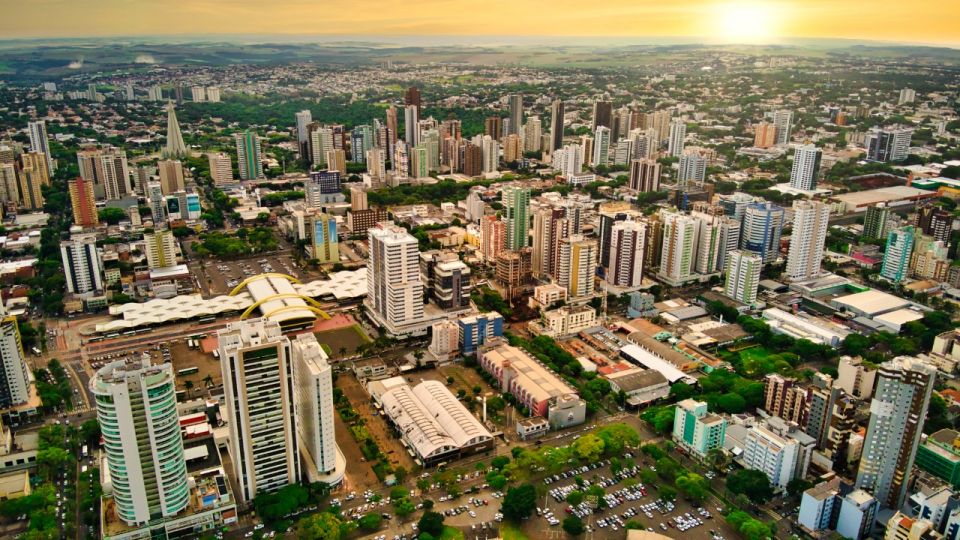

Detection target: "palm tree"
[339, 346, 348, 357]
[203, 374, 214, 388]
[184, 380, 194, 399]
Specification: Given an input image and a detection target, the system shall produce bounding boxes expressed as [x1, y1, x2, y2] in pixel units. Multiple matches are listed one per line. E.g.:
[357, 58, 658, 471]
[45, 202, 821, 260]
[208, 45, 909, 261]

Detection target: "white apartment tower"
[790, 144, 822, 191]
[219, 319, 301, 501]
[773, 110, 793, 146]
[60, 234, 103, 296]
[668, 120, 686, 157]
[366, 223, 425, 330]
[785, 200, 830, 281]
[92, 357, 189, 525]
[723, 250, 762, 304]
[658, 211, 698, 286]
[0, 305, 31, 408]
[593, 126, 611, 167]
[291, 333, 340, 481]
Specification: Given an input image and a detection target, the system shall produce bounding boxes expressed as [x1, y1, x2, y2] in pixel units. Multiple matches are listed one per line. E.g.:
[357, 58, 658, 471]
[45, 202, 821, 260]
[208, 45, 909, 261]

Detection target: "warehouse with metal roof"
[368, 377, 493, 465]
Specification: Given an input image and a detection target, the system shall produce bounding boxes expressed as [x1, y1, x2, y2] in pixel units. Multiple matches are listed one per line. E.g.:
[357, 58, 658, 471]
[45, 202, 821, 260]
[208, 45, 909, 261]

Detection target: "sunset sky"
[1, 0, 958, 46]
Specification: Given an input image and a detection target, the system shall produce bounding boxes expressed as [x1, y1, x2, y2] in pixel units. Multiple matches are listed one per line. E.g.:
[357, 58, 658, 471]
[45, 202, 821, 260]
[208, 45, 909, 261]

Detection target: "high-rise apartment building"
[523, 117, 542, 153]
[68, 176, 99, 227]
[17, 152, 49, 210]
[898, 88, 916, 105]
[741, 202, 785, 264]
[881, 226, 915, 282]
[593, 126, 611, 167]
[403, 105, 420, 146]
[404, 86, 421, 113]
[61, 234, 103, 296]
[678, 152, 707, 187]
[0, 304, 31, 409]
[420, 251, 471, 311]
[295, 109, 312, 156]
[326, 149, 346, 176]
[606, 220, 646, 288]
[502, 185, 530, 250]
[484, 116, 502, 141]
[915, 206, 953, 244]
[786, 200, 830, 281]
[365, 223, 424, 333]
[724, 250, 762, 304]
[866, 128, 912, 162]
[207, 152, 233, 185]
[158, 159, 185, 196]
[856, 356, 936, 509]
[790, 144, 822, 191]
[76, 146, 132, 200]
[667, 120, 686, 157]
[144, 229, 178, 270]
[773, 110, 793, 146]
[552, 144, 584, 178]
[310, 213, 339, 264]
[503, 134, 522, 163]
[673, 399, 727, 459]
[863, 203, 891, 240]
[218, 319, 301, 502]
[479, 216, 506, 263]
[591, 100, 613, 131]
[27, 120, 54, 172]
[531, 207, 566, 279]
[92, 358, 189, 525]
[235, 131, 264, 180]
[557, 235, 597, 298]
[658, 211, 698, 286]
[754, 122, 776, 148]
[629, 159, 661, 192]
[291, 333, 340, 482]
[507, 94, 523, 136]
[549, 100, 565, 153]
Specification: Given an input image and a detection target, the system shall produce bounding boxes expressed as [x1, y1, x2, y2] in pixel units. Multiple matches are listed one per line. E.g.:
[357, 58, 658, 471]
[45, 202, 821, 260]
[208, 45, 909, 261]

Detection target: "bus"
[197, 316, 215, 324]
[178, 367, 199, 377]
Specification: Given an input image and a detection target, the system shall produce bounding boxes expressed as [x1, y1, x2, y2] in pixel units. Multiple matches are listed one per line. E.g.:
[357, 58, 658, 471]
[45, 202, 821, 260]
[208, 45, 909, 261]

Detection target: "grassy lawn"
[440, 526, 466, 540]
[315, 324, 372, 358]
[498, 523, 530, 540]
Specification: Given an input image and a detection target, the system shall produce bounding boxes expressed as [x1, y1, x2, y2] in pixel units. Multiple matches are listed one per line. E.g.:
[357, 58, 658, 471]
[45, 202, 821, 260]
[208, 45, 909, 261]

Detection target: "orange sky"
[1, 0, 958, 46]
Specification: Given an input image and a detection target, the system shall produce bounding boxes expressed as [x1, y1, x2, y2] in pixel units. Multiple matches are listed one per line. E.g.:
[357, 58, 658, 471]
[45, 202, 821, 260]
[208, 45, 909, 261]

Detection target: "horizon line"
[0, 33, 958, 51]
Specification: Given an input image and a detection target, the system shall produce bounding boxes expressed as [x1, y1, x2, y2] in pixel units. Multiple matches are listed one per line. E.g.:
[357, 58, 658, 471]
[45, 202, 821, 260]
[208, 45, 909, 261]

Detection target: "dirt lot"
[315, 325, 372, 359]
[335, 372, 419, 475]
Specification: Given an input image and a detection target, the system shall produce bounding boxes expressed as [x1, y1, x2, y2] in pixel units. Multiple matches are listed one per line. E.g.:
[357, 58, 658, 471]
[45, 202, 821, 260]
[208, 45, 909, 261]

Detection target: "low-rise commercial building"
[368, 377, 493, 466]
[604, 368, 669, 407]
[529, 305, 598, 338]
[478, 340, 581, 419]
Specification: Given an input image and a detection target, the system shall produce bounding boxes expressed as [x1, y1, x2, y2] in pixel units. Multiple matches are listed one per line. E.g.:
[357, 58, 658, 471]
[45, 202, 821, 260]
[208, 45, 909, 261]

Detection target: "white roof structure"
[372, 377, 492, 462]
[619, 343, 689, 383]
[95, 269, 366, 332]
[830, 289, 910, 317]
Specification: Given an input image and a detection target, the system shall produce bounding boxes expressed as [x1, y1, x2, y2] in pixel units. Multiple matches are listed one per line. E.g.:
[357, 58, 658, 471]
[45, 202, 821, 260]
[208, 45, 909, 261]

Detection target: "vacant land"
[315, 324, 371, 359]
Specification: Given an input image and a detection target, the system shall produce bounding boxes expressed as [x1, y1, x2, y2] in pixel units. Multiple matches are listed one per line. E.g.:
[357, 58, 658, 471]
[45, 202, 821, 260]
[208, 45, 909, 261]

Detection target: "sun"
[714, 2, 778, 44]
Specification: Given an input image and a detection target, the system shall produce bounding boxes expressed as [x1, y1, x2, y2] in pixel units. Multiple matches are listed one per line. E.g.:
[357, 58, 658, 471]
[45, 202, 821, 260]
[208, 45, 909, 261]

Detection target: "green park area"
[315, 324, 372, 359]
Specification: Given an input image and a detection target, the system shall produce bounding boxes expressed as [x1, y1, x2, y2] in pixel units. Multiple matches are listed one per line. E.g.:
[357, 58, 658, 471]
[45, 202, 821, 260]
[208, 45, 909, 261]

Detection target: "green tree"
[358, 513, 382, 530]
[727, 469, 774, 504]
[658, 485, 677, 502]
[418, 511, 445, 537]
[562, 516, 585, 536]
[502, 484, 537, 522]
[98, 207, 127, 225]
[786, 478, 814, 498]
[572, 434, 605, 462]
[491, 456, 510, 470]
[297, 512, 343, 540]
[566, 491, 584, 506]
[676, 473, 710, 502]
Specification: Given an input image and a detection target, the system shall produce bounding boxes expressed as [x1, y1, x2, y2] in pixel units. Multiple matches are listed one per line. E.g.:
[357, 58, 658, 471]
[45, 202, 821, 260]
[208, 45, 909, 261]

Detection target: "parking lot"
[537, 455, 738, 540]
[191, 253, 307, 296]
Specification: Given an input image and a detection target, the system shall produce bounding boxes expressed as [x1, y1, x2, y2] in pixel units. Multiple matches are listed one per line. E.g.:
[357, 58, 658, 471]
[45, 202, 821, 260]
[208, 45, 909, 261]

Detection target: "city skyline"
[1, 0, 958, 46]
